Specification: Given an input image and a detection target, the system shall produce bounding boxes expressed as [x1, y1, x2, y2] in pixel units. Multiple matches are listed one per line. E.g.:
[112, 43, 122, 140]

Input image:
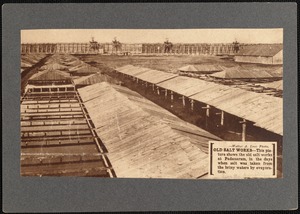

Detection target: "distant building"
[234, 44, 283, 65]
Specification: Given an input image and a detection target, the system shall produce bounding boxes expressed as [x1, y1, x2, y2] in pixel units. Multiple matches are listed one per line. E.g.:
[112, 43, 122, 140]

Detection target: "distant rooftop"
[236, 44, 283, 57]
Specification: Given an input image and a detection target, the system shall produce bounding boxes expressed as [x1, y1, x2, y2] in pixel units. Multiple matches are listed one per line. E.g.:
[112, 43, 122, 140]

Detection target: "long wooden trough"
[20, 87, 115, 177]
[115, 65, 283, 136]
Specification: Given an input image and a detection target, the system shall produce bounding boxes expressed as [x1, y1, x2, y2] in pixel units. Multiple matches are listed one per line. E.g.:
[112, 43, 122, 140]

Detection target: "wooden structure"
[73, 73, 118, 88]
[178, 64, 224, 77]
[234, 44, 283, 65]
[78, 82, 221, 178]
[258, 80, 283, 91]
[21, 54, 47, 74]
[115, 65, 283, 139]
[21, 54, 115, 177]
[210, 66, 282, 82]
[28, 69, 72, 85]
[21, 87, 114, 177]
[21, 42, 243, 55]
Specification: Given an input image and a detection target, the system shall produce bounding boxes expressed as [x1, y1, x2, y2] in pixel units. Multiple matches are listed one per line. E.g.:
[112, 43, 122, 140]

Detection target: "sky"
[21, 29, 283, 44]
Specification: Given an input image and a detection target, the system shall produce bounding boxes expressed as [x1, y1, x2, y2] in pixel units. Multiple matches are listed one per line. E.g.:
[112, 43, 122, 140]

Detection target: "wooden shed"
[234, 44, 283, 65]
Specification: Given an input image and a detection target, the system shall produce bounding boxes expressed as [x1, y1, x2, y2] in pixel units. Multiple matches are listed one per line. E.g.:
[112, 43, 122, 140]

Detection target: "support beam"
[239, 118, 247, 141]
[216, 111, 224, 126]
[202, 104, 211, 129]
[190, 99, 194, 111]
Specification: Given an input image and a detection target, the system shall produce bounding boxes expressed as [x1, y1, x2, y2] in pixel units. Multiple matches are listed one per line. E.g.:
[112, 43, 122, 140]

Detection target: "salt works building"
[21, 53, 228, 178]
[234, 44, 283, 64]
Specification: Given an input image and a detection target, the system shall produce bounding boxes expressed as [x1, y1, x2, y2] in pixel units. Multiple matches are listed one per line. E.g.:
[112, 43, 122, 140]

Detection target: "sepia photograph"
[20, 29, 283, 179]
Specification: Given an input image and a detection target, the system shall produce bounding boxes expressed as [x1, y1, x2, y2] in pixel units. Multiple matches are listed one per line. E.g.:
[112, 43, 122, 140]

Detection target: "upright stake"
[202, 104, 211, 129]
[156, 86, 160, 95]
[242, 118, 247, 141]
[190, 99, 194, 111]
[182, 96, 185, 107]
[206, 104, 210, 117]
[220, 110, 224, 126]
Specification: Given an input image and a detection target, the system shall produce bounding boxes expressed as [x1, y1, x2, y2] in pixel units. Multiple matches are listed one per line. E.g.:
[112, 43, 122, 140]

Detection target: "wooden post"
[202, 105, 211, 129]
[165, 89, 168, 98]
[221, 111, 224, 126]
[216, 111, 224, 126]
[182, 96, 185, 107]
[170, 91, 174, 102]
[206, 105, 210, 117]
[152, 84, 155, 91]
[190, 99, 194, 111]
[239, 118, 247, 141]
[156, 86, 160, 95]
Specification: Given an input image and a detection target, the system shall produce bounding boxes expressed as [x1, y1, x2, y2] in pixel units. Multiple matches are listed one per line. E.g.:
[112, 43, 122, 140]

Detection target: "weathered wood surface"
[20, 85, 111, 177]
[116, 65, 282, 135]
[78, 83, 221, 179]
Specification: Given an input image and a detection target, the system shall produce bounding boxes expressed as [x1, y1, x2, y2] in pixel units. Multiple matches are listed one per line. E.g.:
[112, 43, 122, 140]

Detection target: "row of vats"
[112, 65, 283, 141]
[177, 64, 283, 97]
[110, 65, 283, 177]
[21, 54, 223, 178]
[21, 54, 115, 177]
[21, 53, 283, 178]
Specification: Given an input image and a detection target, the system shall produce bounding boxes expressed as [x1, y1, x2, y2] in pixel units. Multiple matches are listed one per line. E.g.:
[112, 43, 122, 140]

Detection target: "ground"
[76, 54, 282, 74]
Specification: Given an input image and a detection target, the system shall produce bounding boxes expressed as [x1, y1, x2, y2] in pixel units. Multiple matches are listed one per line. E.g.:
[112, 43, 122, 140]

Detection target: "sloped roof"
[21, 62, 33, 68]
[265, 67, 283, 78]
[179, 64, 224, 73]
[115, 66, 151, 76]
[40, 63, 69, 71]
[114, 66, 283, 135]
[210, 66, 274, 79]
[236, 44, 283, 57]
[135, 69, 178, 84]
[68, 62, 89, 71]
[190, 91, 283, 136]
[73, 73, 117, 85]
[21, 54, 46, 67]
[78, 82, 218, 178]
[157, 76, 282, 135]
[69, 65, 100, 74]
[116, 65, 178, 84]
[178, 65, 198, 72]
[74, 65, 100, 74]
[111, 84, 221, 149]
[29, 69, 71, 81]
[259, 80, 283, 90]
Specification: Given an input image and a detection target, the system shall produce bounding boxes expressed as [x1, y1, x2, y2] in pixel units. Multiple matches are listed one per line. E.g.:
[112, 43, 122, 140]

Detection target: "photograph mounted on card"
[20, 29, 283, 179]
